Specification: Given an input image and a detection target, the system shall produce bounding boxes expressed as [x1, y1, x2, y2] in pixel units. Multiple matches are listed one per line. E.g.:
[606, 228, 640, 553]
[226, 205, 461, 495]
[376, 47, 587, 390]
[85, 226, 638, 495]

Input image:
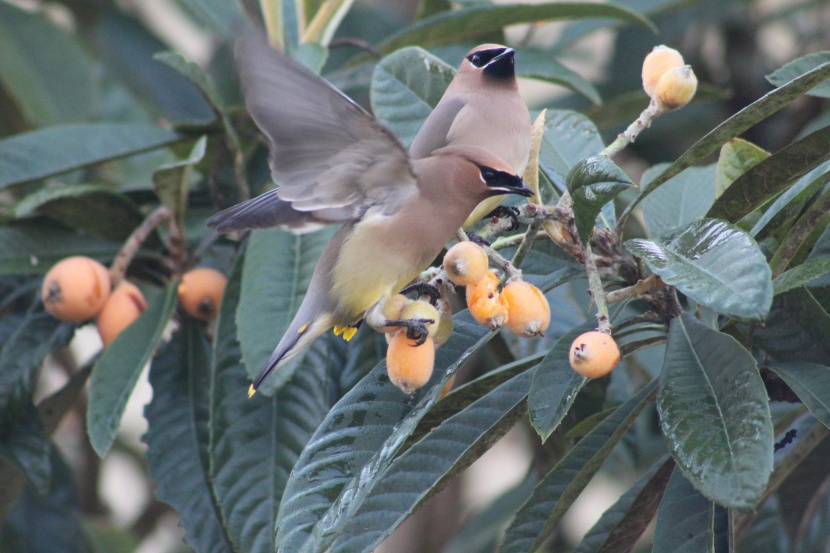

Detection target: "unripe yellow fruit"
[432, 298, 454, 348]
[41, 256, 112, 322]
[466, 271, 508, 330]
[96, 282, 148, 346]
[642, 45, 685, 98]
[386, 331, 435, 394]
[378, 293, 413, 333]
[503, 281, 550, 338]
[178, 267, 227, 322]
[569, 331, 620, 378]
[444, 241, 489, 286]
[654, 65, 698, 111]
[401, 300, 440, 339]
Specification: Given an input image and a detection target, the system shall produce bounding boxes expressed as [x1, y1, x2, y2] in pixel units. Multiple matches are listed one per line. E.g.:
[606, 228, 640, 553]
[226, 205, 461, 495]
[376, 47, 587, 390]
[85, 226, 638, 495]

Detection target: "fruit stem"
[456, 229, 522, 282]
[605, 275, 663, 304]
[600, 100, 665, 158]
[109, 206, 172, 287]
[583, 242, 612, 334]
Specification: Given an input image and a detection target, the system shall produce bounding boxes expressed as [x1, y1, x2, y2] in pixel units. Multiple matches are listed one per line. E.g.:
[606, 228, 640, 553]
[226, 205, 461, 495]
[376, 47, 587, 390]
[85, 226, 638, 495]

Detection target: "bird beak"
[488, 174, 533, 197]
[484, 48, 515, 78]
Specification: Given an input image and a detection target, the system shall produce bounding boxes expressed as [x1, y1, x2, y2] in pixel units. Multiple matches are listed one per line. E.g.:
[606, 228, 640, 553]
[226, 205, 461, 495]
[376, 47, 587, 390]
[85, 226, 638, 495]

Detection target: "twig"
[583, 243, 611, 334]
[510, 219, 543, 272]
[606, 275, 663, 304]
[601, 100, 665, 158]
[109, 206, 172, 287]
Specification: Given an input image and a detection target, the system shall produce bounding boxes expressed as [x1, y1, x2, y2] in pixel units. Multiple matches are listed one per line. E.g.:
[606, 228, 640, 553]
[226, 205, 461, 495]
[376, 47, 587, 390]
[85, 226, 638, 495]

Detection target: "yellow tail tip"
[343, 327, 358, 341]
[247, 384, 256, 398]
[333, 325, 345, 336]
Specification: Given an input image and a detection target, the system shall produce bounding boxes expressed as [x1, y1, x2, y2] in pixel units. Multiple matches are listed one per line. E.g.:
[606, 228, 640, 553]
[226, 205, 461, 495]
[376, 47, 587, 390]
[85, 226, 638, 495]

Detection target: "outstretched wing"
[237, 31, 418, 220]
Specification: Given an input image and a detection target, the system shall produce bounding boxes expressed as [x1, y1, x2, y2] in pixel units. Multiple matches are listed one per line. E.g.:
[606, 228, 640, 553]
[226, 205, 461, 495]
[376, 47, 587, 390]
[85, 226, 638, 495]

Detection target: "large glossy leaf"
[539, 110, 605, 190]
[236, 226, 335, 394]
[14, 184, 146, 242]
[87, 282, 178, 457]
[707, 124, 830, 223]
[517, 49, 600, 104]
[625, 219, 772, 320]
[567, 156, 634, 242]
[527, 324, 594, 442]
[144, 320, 234, 553]
[0, 3, 97, 126]
[768, 187, 830, 276]
[370, 47, 455, 148]
[154, 52, 227, 113]
[573, 456, 674, 553]
[276, 311, 495, 553]
[623, 57, 830, 215]
[0, 123, 182, 190]
[640, 163, 716, 238]
[713, 138, 769, 198]
[152, 136, 207, 228]
[774, 258, 830, 296]
[0, 221, 124, 275]
[767, 362, 830, 431]
[652, 468, 722, 553]
[209, 245, 331, 553]
[736, 496, 789, 553]
[0, 401, 51, 498]
[329, 367, 535, 553]
[751, 162, 830, 240]
[500, 379, 658, 553]
[753, 288, 830, 363]
[657, 313, 773, 511]
[376, 3, 653, 54]
[767, 52, 830, 98]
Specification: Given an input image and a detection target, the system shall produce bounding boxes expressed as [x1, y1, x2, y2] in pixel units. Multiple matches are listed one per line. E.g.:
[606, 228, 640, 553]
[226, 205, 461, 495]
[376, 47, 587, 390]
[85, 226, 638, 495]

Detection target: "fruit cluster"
[41, 256, 227, 346]
[384, 241, 551, 395]
[641, 45, 698, 111]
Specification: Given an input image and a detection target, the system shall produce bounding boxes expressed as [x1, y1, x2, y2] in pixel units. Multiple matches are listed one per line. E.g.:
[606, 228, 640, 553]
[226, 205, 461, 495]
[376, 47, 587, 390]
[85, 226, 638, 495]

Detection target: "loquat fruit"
[642, 45, 685, 99]
[178, 267, 227, 322]
[432, 298, 454, 348]
[386, 331, 435, 394]
[377, 293, 414, 333]
[444, 241, 489, 286]
[569, 331, 620, 378]
[401, 299, 440, 339]
[654, 65, 698, 111]
[41, 256, 112, 322]
[466, 271, 509, 330]
[96, 282, 148, 346]
[503, 280, 550, 338]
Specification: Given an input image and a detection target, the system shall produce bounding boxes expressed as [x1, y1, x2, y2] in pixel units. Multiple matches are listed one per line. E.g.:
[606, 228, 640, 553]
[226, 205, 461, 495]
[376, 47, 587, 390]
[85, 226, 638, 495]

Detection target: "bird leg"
[399, 281, 440, 304]
[467, 233, 491, 247]
[485, 205, 521, 231]
[363, 302, 433, 345]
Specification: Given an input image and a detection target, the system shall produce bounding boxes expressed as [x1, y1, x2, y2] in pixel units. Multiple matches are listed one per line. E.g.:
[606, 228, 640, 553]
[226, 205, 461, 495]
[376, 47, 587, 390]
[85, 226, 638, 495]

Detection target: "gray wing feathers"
[237, 32, 418, 218]
[206, 190, 347, 233]
[408, 96, 466, 159]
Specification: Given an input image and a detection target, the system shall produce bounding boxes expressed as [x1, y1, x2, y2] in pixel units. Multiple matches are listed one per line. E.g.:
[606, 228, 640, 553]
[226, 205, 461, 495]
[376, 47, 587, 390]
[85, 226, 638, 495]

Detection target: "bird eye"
[469, 53, 482, 67]
[480, 168, 496, 181]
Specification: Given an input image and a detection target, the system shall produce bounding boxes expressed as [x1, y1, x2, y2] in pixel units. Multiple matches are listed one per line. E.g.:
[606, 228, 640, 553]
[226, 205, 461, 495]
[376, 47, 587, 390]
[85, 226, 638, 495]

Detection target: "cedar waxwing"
[208, 32, 533, 393]
[409, 44, 531, 228]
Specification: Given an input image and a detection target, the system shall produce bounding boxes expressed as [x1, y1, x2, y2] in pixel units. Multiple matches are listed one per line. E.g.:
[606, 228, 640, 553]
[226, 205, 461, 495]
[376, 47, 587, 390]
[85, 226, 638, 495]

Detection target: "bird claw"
[485, 205, 521, 231]
[399, 282, 440, 304]
[385, 318, 434, 346]
[467, 233, 491, 247]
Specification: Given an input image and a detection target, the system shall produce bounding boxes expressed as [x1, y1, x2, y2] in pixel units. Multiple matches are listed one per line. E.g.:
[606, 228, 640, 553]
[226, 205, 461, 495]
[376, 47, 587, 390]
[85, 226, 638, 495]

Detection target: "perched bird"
[208, 32, 533, 394]
[409, 44, 531, 228]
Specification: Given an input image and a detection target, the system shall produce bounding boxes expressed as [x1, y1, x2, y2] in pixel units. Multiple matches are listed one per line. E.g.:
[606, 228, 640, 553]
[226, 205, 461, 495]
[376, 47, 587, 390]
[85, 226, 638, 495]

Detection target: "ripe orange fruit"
[377, 293, 414, 333]
[642, 45, 685, 98]
[401, 300, 440, 339]
[654, 65, 698, 111]
[444, 241, 489, 286]
[41, 256, 111, 322]
[569, 331, 620, 378]
[96, 282, 148, 345]
[178, 267, 227, 322]
[386, 331, 435, 394]
[466, 271, 508, 330]
[503, 280, 550, 338]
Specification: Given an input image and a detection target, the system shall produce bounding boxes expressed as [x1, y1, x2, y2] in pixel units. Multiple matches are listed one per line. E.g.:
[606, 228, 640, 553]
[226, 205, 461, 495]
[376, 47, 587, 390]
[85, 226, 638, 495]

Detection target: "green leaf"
[0, 2, 97, 126]
[641, 163, 716, 238]
[0, 220, 124, 275]
[154, 52, 226, 113]
[14, 184, 146, 242]
[625, 219, 772, 320]
[172, 0, 244, 36]
[276, 311, 496, 553]
[517, 49, 601, 104]
[652, 468, 721, 553]
[209, 244, 332, 553]
[330, 367, 535, 553]
[87, 282, 178, 457]
[236, 227, 336, 393]
[539, 110, 605, 190]
[567, 155, 634, 242]
[0, 123, 182, 190]
[774, 258, 830, 295]
[622, 57, 830, 216]
[293, 42, 329, 74]
[714, 138, 769, 198]
[0, 401, 51, 497]
[767, 362, 830, 430]
[370, 47, 455, 148]
[376, 3, 654, 54]
[707, 124, 830, 223]
[753, 288, 830, 364]
[573, 456, 674, 553]
[750, 162, 830, 240]
[657, 313, 773, 511]
[528, 324, 594, 442]
[500, 379, 658, 553]
[152, 136, 207, 227]
[767, 52, 830, 98]
[144, 320, 235, 553]
[768, 186, 830, 276]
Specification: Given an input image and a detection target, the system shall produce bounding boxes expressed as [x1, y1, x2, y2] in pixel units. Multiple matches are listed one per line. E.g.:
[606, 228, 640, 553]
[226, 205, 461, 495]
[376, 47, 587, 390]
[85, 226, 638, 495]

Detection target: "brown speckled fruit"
[503, 281, 550, 338]
[178, 267, 227, 321]
[444, 241, 489, 286]
[569, 331, 620, 378]
[466, 271, 508, 330]
[41, 256, 111, 322]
